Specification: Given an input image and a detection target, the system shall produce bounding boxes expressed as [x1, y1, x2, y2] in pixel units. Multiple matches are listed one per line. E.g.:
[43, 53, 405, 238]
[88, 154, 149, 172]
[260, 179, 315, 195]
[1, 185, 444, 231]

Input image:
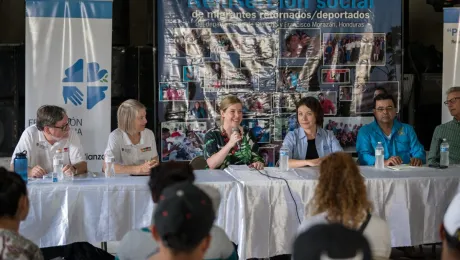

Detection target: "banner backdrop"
[443, 8, 460, 123]
[26, 0, 112, 171]
[157, 0, 402, 164]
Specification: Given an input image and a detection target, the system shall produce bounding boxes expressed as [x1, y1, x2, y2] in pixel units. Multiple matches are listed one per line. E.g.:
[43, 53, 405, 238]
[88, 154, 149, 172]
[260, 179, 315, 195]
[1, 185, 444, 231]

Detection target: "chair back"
[189, 156, 207, 170]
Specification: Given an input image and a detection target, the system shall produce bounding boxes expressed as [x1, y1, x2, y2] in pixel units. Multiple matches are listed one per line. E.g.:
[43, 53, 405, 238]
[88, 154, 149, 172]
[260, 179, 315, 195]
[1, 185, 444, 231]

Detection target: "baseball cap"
[444, 192, 460, 249]
[292, 223, 373, 260]
[154, 182, 215, 251]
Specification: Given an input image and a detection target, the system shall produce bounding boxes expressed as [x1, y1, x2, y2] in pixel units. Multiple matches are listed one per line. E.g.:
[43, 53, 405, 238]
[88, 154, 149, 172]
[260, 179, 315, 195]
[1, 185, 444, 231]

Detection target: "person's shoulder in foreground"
[293, 223, 373, 260]
[440, 192, 460, 260]
[0, 229, 43, 260]
[206, 225, 238, 260]
[0, 167, 44, 260]
[115, 227, 156, 260]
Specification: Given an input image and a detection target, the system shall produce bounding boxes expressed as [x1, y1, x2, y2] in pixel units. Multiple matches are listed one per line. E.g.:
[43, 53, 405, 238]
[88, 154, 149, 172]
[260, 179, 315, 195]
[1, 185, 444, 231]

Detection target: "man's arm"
[9, 130, 47, 177]
[408, 126, 426, 164]
[72, 161, 87, 175]
[356, 129, 375, 166]
[427, 126, 441, 165]
[68, 131, 88, 174]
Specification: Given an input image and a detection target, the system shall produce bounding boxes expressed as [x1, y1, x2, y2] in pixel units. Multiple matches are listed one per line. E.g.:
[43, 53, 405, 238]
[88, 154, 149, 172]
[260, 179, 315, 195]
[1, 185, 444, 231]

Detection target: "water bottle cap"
[15, 150, 27, 158]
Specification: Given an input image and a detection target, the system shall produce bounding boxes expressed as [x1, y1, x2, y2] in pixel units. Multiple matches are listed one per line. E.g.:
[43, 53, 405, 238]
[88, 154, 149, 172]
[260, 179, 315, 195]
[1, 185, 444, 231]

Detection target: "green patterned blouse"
[204, 127, 264, 169]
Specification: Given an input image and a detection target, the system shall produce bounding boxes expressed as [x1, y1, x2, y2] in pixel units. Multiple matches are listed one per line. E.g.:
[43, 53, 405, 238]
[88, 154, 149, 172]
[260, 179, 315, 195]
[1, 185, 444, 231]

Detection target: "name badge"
[121, 148, 132, 154]
[36, 142, 46, 150]
[140, 147, 151, 152]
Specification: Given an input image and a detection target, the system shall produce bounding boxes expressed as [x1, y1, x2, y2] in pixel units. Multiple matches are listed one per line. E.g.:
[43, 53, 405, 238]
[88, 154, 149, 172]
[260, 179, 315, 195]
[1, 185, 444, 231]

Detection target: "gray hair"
[446, 87, 460, 95]
[117, 99, 146, 135]
[36, 105, 66, 131]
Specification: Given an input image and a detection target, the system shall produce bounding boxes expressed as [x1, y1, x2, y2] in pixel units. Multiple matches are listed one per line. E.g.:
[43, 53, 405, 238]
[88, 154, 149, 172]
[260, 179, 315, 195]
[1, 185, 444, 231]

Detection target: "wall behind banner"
[156, 0, 402, 164]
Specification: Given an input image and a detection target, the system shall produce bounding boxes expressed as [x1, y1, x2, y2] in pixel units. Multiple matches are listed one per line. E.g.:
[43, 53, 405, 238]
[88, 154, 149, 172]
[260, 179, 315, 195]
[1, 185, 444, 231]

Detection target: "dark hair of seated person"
[0, 167, 28, 218]
[148, 161, 195, 203]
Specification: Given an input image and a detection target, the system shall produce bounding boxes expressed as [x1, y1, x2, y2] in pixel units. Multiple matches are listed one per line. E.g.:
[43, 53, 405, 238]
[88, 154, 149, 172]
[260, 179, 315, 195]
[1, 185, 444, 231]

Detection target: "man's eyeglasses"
[51, 123, 69, 131]
[375, 106, 395, 113]
[443, 97, 460, 105]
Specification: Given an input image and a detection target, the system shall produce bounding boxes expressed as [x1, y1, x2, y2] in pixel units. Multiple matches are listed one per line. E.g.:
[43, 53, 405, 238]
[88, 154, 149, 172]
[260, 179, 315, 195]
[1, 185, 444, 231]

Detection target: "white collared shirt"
[10, 125, 86, 173]
[105, 128, 158, 166]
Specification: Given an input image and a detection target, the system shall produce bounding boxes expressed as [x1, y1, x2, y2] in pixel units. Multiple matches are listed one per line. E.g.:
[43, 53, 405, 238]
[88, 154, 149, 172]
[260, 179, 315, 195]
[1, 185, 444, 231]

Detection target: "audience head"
[152, 182, 215, 258]
[440, 193, 460, 260]
[293, 223, 372, 260]
[445, 87, 460, 120]
[117, 99, 147, 136]
[36, 105, 69, 140]
[373, 93, 397, 124]
[0, 168, 29, 223]
[149, 161, 195, 203]
[219, 95, 243, 130]
[296, 97, 324, 129]
[312, 152, 372, 229]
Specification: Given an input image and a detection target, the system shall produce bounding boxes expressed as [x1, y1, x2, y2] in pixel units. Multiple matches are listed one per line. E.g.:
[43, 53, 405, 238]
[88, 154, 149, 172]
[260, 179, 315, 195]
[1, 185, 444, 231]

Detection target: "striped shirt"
[427, 119, 460, 165]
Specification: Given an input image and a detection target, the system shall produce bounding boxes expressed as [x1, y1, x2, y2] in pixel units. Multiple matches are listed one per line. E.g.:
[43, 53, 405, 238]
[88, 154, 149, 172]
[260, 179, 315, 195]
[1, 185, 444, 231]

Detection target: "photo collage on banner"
[157, 0, 402, 161]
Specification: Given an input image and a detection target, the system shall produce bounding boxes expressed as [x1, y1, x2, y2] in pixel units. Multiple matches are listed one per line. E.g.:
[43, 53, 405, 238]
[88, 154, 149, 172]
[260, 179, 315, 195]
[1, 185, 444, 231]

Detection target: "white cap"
[444, 192, 460, 238]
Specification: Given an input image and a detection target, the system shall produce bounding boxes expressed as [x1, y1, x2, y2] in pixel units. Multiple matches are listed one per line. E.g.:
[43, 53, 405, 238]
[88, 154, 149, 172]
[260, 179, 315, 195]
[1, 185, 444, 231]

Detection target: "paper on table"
[386, 164, 417, 171]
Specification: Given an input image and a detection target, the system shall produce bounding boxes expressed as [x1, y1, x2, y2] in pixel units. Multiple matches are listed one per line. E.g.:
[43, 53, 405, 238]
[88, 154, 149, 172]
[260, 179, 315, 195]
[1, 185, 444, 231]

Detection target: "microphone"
[232, 127, 241, 149]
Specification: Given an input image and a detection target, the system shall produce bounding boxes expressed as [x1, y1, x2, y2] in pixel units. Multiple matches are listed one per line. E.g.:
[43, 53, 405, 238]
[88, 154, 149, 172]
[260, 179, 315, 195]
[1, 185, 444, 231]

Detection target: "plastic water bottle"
[53, 149, 64, 182]
[440, 138, 449, 167]
[279, 145, 289, 172]
[14, 151, 28, 184]
[104, 150, 115, 178]
[375, 142, 384, 170]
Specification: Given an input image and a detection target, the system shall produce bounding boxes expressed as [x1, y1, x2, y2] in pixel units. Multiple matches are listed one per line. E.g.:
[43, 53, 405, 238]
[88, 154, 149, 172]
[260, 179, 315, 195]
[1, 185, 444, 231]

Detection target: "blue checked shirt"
[356, 119, 426, 165]
[282, 127, 343, 160]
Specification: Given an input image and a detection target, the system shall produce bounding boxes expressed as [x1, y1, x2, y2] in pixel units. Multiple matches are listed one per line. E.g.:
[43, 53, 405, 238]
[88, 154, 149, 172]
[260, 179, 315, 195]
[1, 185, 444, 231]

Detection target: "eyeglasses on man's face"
[444, 97, 460, 106]
[51, 122, 69, 131]
[375, 106, 395, 113]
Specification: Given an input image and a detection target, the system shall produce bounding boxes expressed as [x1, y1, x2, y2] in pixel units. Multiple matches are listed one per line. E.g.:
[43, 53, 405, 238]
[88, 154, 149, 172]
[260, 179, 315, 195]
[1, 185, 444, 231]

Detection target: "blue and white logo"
[62, 59, 109, 109]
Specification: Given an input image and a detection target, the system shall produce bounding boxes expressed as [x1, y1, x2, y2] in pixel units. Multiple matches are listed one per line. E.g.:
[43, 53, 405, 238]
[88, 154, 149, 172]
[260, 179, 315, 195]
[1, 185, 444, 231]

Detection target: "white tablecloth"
[20, 166, 460, 259]
[20, 170, 238, 248]
[224, 165, 460, 258]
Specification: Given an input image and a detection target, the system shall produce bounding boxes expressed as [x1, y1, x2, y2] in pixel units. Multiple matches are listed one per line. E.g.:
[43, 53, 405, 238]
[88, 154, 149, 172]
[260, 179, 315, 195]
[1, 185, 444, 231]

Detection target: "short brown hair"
[36, 105, 66, 131]
[296, 97, 324, 126]
[219, 95, 242, 112]
[117, 99, 146, 135]
[310, 152, 372, 229]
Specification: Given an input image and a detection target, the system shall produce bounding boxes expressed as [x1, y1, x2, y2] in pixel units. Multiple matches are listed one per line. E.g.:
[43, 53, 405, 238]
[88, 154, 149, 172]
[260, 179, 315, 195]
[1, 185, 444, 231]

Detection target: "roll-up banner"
[26, 0, 112, 171]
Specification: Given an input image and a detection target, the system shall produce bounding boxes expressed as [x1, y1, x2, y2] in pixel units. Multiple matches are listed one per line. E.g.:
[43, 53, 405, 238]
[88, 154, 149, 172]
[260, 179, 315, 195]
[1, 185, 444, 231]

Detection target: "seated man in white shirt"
[10, 105, 87, 177]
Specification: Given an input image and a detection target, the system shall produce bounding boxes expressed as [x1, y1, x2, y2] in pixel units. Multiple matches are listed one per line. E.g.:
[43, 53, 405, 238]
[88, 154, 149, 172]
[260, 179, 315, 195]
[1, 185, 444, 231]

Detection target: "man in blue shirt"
[356, 94, 425, 166]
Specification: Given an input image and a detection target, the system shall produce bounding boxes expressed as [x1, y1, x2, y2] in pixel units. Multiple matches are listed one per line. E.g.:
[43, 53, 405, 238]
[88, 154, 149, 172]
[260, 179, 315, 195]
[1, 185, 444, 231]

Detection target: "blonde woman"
[204, 96, 264, 170]
[298, 152, 391, 260]
[104, 99, 159, 175]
